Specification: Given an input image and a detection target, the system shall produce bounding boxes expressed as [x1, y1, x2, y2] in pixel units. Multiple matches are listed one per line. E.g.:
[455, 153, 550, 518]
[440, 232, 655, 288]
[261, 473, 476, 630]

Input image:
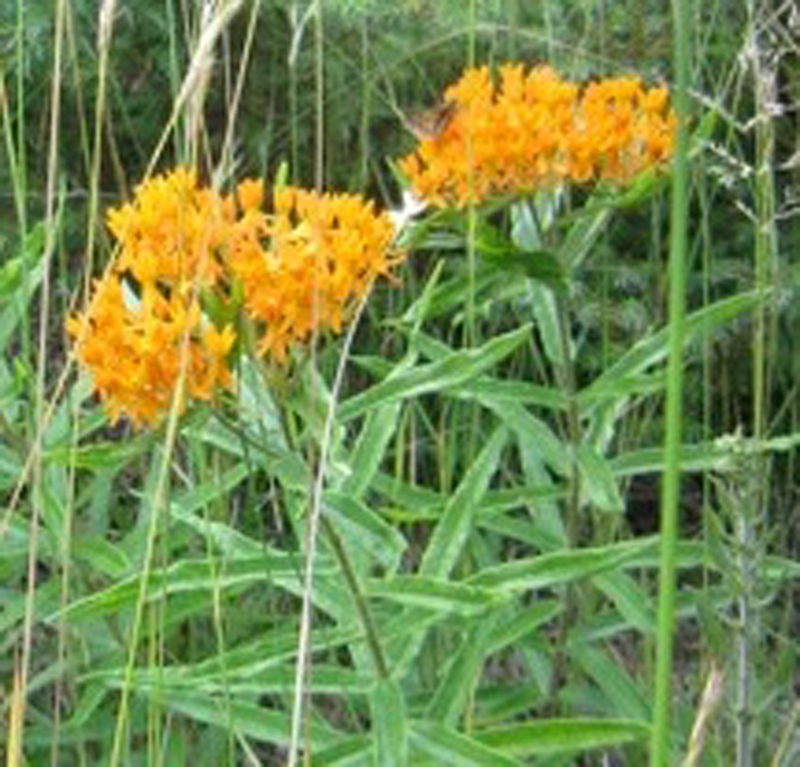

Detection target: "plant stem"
[544, 290, 582, 711]
[321, 517, 389, 678]
[649, 0, 691, 762]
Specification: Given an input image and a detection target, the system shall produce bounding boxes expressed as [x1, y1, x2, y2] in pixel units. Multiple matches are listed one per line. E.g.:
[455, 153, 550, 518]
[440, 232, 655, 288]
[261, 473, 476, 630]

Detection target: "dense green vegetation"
[2, 1, 800, 765]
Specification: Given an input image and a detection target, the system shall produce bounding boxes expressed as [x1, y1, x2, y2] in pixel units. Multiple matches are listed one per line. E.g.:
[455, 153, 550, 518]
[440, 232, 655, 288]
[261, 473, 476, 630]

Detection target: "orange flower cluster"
[67, 169, 236, 428]
[227, 185, 398, 362]
[399, 64, 676, 207]
[67, 169, 401, 428]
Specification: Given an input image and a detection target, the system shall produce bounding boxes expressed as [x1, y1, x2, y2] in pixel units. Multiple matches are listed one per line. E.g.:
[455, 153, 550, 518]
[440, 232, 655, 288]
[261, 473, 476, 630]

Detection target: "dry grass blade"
[681, 666, 725, 767]
[6, 657, 24, 767]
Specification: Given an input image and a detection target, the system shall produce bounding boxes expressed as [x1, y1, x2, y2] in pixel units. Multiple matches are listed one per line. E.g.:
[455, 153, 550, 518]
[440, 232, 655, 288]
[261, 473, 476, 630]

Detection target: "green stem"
[544, 290, 582, 711]
[321, 517, 389, 679]
[649, 0, 691, 763]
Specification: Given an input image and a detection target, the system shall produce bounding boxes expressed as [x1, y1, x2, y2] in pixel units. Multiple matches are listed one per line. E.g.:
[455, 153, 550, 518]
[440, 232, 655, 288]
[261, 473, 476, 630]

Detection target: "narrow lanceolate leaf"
[557, 203, 612, 270]
[402, 260, 504, 324]
[593, 571, 656, 635]
[486, 400, 570, 478]
[372, 678, 409, 767]
[310, 736, 372, 766]
[420, 426, 508, 578]
[475, 718, 650, 755]
[409, 721, 520, 767]
[467, 537, 658, 594]
[485, 601, 562, 654]
[340, 401, 403, 499]
[53, 555, 320, 621]
[528, 281, 566, 367]
[0, 224, 46, 351]
[337, 326, 531, 421]
[426, 612, 501, 725]
[581, 291, 764, 402]
[577, 444, 624, 513]
[324, 491, 406, 571]
[572, 645, 651, 722]
[91, 664, 370, 696]
[367, 576, 499, 616]
[612, 431, 800, 477]
[153, 688, 338, 748]
[45, 434, 155, 469]
[446, 378, 567, 411]
[386, 428, 508, 677]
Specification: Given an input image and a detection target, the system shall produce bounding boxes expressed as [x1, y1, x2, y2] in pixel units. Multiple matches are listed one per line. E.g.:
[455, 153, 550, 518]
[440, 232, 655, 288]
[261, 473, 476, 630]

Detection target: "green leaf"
[528, 280, 567, 367]
[338, 327, 531, 421]
[152, 687, 338, 748]
[475, 718, 650, 755]
[53, 554, 322, 621]
[161, 623, 360, 681]
[582, 291, 766, 450]
[311, 736, 372, 766]
[474, 220, 566, 291]
[598, 167, 668, 209]
[583, 291, 764, 404]
[325, 492, 406, 571]
[487, 400, 569, 478]
[340, 402, 403, 499]
[556, 204, 612, 270]
[467, 537, 658, 593]
[446, 378, 567, 411]
[485, 601, 562, 654]
[367, 576, 499, 615]
[409, 721, 520, 767]
[571, 645, 651, 721]
[91, 663, 370, 696]
[426, 612, 501, 724]
[372, 678, 409, 767]
[0, 223, 46, 351]
[402, 261, 504, 324]
[612, 431, 800, 477]
[420, 426, 508, 579]
[577, 445, 624, 513]
[45, 435, 155, 469]
[386, 428, 506, 677]
[593, 571, 655, 634]
[73, 536, 131, 577]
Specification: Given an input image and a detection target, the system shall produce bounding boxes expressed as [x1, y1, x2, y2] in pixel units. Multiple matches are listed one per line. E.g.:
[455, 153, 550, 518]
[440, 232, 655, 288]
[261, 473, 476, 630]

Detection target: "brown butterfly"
[401, 101, 458, 141]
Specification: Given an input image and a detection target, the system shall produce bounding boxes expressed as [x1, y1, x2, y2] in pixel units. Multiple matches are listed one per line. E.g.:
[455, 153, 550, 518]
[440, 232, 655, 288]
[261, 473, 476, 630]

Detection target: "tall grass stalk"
[314, 0, 324, 192]
[738, 2, 778, 763]
[217, 0, 261, 180]
[83, 0, 117, 292]
[16, 1, 66, 763]
[14, 0, 27, 236]
[649, 0, 691, 763]
[108, 351, 189, 767]
[107, 4, 245, 761]
[287, 294, 372, 767]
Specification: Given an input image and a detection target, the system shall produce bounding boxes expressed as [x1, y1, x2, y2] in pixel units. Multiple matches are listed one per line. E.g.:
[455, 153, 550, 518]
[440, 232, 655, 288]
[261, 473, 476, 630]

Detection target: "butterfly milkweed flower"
[399, 63, 676, 208]
[67, 170, 404, 426]
[67, 168, 236, 428]
[226, 183, 403, 363]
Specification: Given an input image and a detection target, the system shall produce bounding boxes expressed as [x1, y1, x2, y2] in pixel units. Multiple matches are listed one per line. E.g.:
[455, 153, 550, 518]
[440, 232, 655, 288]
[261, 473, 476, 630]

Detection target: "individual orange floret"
[67, 273, 235, 428]
[227, 183, 402, 363]
[398, 63, 676, 207]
